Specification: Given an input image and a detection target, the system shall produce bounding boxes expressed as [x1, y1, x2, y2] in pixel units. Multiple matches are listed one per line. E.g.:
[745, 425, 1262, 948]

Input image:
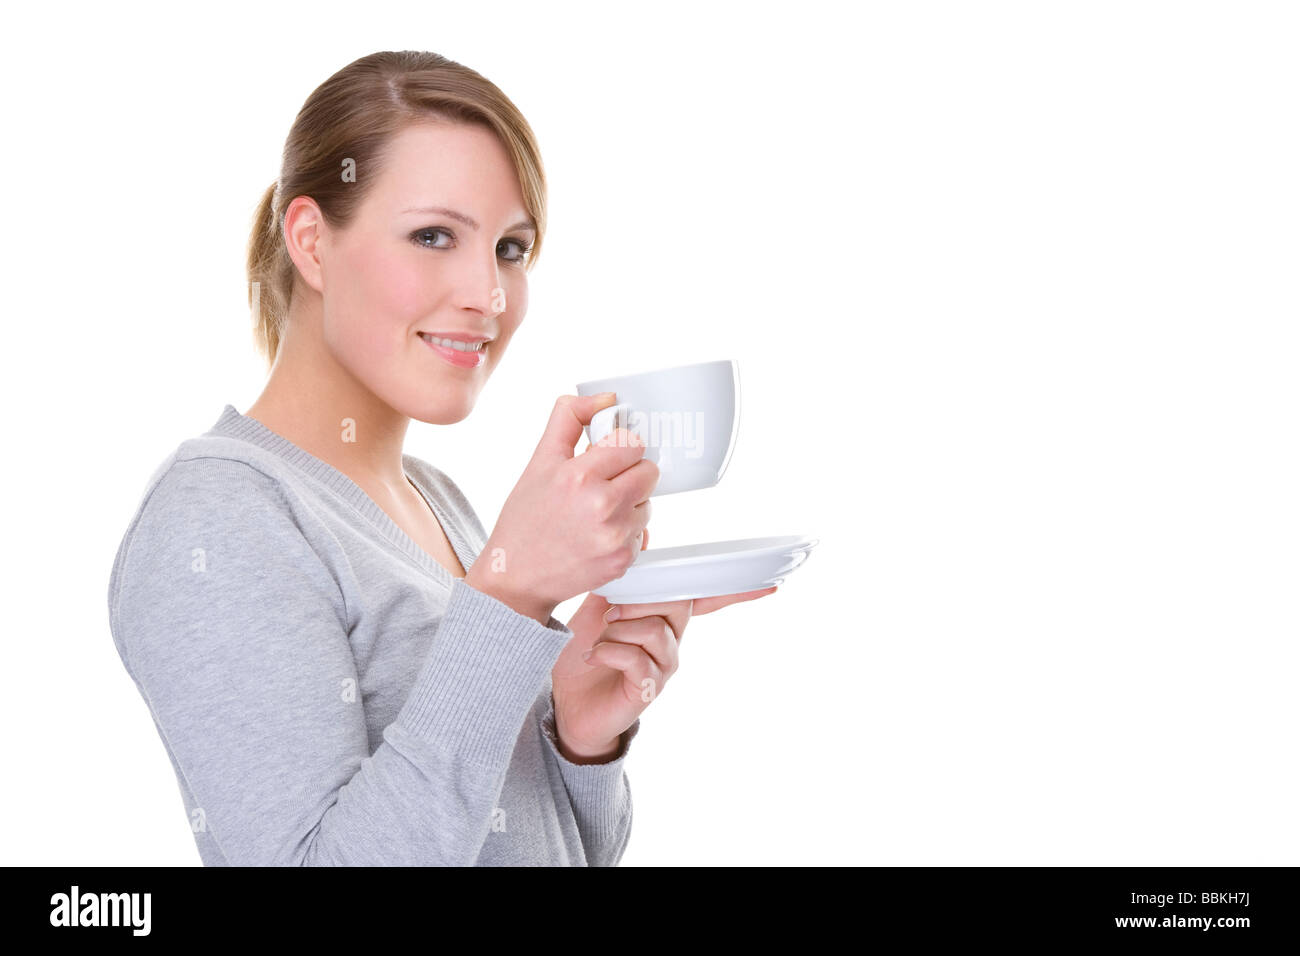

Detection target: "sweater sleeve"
[417, 456, 640, 866]
[107, 457, 572, 866]
[539, 694, 640, 866]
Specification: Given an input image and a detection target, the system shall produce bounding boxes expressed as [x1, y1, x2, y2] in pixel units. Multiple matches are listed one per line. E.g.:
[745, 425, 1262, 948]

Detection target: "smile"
[418, 333, 486, 352]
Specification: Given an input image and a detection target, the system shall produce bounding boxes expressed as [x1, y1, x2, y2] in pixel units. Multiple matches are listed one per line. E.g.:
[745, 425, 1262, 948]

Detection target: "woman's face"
[309, 120, 535, 424]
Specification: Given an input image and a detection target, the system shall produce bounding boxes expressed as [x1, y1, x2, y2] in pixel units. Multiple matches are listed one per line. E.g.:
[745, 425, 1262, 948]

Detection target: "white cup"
[576, 359, 740, 497]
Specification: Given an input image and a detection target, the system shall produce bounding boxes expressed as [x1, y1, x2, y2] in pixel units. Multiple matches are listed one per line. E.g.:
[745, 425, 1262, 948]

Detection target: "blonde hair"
[246, 50, 547, 371]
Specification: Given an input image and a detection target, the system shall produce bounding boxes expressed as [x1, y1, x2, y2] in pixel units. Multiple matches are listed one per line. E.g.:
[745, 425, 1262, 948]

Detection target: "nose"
[455, 249, 507, 316]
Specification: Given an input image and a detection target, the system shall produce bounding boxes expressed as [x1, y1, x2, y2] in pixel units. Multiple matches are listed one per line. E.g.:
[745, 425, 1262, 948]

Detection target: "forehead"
[369, 121, 524, 210]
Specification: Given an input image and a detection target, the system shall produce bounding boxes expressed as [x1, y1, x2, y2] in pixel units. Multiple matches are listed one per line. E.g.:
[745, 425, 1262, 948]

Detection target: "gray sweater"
[106, 404, 638, 866]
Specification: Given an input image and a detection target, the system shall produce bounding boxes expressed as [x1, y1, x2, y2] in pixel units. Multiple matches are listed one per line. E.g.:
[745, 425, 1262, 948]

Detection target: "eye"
[498, 237, 533, 264]
[410, 227, 454, 250]
[410, 226, 533, 264]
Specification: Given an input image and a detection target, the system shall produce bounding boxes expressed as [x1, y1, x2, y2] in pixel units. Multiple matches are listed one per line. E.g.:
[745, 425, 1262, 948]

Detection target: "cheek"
[332, 245, 428, 347]
[499, 278, 528, 333]
[359, 247, 427, 324]
[510, 279, 528, 317]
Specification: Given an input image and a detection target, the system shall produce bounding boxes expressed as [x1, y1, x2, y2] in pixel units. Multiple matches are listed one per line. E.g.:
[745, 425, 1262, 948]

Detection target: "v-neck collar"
[205, 404, 477, 590]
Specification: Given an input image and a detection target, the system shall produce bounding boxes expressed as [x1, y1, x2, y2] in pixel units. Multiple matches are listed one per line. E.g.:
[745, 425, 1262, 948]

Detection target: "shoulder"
[107, 442, 349, 669]
[124, 439, 302, 534]
[107, 441, 323, 626]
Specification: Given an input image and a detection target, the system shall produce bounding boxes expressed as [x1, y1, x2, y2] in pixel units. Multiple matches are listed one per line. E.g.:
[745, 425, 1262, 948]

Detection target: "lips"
[419, 333, 488, 368]
[418, 332, 490, 353]
[418, 332, 493, 344]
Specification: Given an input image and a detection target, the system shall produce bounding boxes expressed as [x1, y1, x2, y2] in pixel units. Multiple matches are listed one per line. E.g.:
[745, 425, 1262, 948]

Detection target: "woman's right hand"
[465, 392, 659, 624]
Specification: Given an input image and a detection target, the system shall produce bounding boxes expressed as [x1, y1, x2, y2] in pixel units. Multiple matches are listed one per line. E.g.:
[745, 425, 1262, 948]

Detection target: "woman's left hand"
[551, 529, 779, 763]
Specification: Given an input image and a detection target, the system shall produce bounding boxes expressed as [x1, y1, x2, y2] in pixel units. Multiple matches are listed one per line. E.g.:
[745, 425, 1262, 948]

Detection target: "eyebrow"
[400, 205, 536, 235]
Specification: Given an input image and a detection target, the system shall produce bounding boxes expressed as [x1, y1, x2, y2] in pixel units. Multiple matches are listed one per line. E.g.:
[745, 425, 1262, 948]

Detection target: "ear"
[283, 195, 328, 295]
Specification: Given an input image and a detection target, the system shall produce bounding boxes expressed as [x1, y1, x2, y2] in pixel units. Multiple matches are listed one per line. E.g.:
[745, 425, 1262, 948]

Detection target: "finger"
[613, 500, 651, 553]
[538, 393, 620, 460]
[640, 527, 650, 551]
[630, 498, 651, 544]
[581, 427, 653, 484]
[584, 639, 667, 704]
[606, 454, 660, 505]
[604, 598, 692, 646]
[692, 586, 779, 616]
[598, 617, 680, 676]
[605, 597, 690, 623]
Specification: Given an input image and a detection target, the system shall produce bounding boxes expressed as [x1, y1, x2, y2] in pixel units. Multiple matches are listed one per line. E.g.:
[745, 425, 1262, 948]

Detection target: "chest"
[353, 474, 469, 581]
[394, 500, 467, 579]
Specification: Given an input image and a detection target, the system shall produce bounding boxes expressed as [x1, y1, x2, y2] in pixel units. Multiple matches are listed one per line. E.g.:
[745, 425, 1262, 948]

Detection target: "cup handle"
[589, 402, 630, 446]
[589, 403, 656, 462]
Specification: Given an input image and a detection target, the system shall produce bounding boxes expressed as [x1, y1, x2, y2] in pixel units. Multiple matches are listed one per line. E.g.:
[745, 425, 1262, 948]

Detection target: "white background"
[2, 0, 1296, 865]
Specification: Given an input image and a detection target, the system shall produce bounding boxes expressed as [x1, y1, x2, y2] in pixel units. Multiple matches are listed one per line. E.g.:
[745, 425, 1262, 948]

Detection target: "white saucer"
[593, 534, 819, 604]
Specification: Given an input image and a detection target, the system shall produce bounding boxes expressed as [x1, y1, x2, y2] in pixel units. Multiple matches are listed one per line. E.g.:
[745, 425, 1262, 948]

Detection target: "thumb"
[571, 589, 615, 633]
[535, 392, 619, 460]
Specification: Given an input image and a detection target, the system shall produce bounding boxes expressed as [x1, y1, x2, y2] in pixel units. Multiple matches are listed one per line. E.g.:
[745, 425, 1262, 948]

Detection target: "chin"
[416, 410, 473, 426]
[409, 395, 476, 426]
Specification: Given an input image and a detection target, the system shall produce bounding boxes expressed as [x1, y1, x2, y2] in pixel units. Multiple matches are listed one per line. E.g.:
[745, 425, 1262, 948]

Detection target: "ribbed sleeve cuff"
[396, 576, 573, 768]
[541, 693, 640, 842]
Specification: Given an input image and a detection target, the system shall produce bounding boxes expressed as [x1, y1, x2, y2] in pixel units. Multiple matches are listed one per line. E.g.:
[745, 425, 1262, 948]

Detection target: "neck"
[245, 305, 412, 497]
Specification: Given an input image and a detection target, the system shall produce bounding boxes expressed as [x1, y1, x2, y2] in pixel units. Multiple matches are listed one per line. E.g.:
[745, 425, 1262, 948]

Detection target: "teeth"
[420, 333, 486, 352]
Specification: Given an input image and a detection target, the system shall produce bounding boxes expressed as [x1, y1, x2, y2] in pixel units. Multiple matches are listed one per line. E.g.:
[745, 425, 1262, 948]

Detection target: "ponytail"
[246, 181, 291, 372]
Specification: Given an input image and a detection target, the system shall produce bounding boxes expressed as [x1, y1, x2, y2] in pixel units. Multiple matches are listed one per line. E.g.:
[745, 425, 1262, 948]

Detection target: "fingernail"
[582, 648, 595, 662]
[603, 606, 621, 622]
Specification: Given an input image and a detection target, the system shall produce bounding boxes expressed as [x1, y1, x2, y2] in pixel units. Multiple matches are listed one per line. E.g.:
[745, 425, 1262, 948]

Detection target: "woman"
[106, 50, 775, 866]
